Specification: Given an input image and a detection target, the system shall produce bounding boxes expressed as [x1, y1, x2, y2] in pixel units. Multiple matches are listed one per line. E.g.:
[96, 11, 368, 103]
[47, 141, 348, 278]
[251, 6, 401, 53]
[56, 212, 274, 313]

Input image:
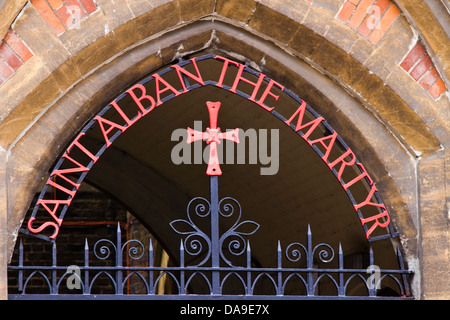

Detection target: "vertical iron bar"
[18, 238, 23, 293]
[149, 239, 154, 295]
[277, 241, 282, 296]
[52, 242, 57, 295]
[307, 225, 314, 296]
[368, 244, 376, 297]
[84, 239, 89, 295]
[397, 247, 411, 296]
[246, 240, 251, 296]
[338, 243, 344, 297]
[116, 223, 123, 295]
[210, 176, 220, 295]
[180, 240, 185, 295]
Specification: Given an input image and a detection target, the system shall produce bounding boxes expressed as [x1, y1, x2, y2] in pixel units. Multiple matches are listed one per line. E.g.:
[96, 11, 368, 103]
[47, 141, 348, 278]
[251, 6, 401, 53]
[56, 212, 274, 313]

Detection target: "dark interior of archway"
[44, 56, 402, 295]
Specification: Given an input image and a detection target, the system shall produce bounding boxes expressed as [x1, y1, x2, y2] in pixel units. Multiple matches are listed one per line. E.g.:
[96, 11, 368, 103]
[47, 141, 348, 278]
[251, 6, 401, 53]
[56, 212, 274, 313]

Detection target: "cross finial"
[186, 101, 240, 175]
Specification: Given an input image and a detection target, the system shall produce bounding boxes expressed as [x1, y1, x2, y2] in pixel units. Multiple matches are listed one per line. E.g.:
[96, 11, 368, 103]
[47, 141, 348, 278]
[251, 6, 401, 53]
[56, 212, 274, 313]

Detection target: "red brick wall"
[0, 1, 97, 87]
[337, 0, 400, 45]
[0, 29, 33, 86]
[400, 42, 447, 99]
[31, 0, 98, 36]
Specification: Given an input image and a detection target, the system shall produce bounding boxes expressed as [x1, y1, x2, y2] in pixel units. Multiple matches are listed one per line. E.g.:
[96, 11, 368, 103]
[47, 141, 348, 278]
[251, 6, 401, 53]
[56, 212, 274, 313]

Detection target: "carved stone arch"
[1, 0, 448, 299]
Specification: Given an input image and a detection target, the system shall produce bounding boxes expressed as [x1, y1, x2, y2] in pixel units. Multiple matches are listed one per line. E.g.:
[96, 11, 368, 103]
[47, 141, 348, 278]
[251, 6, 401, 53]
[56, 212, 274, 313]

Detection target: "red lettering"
[214, 55, 240, 88]
[94, 116, 127, 147]
[351, 172, 391, 238]
[29, 198, 72, 238]
[47, 153, 90, 196]
[360, 210, 391, 239]
[328, 149, 357, 182]
[342, 163, 373, 191]
[285, 101, 324, 140]
[308, 131, 338, 163]
[171, 58, 205, 92]
[126, 84, 156, 116]
[354, 184, 386, 211]
[256, 79, 285, 112]
[110, 100, 139, 127]
[230, 64, 266, 103]
[27, 218, 60, 239]
[46, 177, 77, 198]
[35, 199, 69, 225]
[153, 73, 182, 106]
[66, 133, 99, 163]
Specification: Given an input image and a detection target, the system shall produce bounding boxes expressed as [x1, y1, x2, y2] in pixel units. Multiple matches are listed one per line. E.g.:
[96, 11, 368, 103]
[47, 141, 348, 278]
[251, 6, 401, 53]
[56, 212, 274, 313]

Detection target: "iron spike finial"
[180, 239, 184, 251]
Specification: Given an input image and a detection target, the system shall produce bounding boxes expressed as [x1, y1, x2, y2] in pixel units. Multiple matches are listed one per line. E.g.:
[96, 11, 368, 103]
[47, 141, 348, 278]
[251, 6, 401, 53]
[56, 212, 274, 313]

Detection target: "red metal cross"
[187, 101, 240, 176]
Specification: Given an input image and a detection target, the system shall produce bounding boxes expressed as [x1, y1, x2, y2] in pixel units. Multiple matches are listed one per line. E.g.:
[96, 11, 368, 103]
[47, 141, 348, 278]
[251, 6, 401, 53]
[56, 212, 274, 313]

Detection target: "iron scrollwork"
[170, 193, 260, 268]
[170, 197, 212, 267]
[218, 197, 259, 267]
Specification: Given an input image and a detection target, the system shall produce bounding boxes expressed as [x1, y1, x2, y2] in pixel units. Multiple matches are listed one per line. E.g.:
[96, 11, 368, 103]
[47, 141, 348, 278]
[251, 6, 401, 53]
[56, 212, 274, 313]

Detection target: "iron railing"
[9, 221, 412, 300]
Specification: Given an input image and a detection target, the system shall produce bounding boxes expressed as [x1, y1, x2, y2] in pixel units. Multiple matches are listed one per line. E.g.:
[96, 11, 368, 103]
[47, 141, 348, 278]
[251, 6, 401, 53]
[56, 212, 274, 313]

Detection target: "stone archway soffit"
[0, 0, 447, 66]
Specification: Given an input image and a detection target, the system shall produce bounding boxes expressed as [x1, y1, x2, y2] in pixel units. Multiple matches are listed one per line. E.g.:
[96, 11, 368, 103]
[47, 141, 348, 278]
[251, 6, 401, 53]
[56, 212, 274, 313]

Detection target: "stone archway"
[1, 0, 448, 299]
[10, 54, 414, 298]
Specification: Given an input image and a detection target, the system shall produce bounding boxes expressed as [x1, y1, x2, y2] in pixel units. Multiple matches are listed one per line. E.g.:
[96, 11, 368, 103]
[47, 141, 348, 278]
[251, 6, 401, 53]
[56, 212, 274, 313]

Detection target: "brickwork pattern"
[400, 42, 447, 99]
[31, 0, 98, 36]
[0, 29, 33, 86]
[337, 0, 400, 45]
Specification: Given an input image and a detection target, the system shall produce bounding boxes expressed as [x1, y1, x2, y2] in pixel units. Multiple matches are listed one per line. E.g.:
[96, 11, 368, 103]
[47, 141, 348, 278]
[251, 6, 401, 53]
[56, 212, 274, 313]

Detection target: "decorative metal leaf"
[170, 219, 196, 235]
[233, 220, 260, 236]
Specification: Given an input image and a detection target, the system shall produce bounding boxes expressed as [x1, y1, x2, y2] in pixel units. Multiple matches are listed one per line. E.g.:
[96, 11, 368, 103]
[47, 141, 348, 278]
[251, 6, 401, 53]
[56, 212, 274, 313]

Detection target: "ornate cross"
[175, 102, 256, 295]
[187, 101, 240, 175]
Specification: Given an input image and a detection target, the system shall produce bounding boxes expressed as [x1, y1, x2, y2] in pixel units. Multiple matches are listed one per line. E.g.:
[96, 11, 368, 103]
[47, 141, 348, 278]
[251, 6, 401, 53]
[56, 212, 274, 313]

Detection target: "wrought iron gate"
[9, 219, 412, 299]
[8, 101, 413, 300]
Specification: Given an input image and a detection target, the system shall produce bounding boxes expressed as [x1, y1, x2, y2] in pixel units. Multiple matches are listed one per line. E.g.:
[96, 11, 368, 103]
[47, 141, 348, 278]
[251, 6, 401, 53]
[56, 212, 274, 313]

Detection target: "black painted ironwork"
[9, 176, 413, 300]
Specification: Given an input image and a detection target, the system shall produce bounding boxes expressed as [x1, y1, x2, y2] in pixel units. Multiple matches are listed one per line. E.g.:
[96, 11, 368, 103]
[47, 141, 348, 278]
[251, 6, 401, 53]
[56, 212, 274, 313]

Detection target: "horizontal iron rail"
[8, 265, 413, 274]
[10, 222, 413, 298]
[8, 294, 414, 300]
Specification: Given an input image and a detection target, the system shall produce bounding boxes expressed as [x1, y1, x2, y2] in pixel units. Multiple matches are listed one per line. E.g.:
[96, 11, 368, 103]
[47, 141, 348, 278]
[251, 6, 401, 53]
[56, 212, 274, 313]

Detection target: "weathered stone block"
[216, 0, 257, 23]
[179, 0, 215, 21]
[248, 4, 300, 44]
